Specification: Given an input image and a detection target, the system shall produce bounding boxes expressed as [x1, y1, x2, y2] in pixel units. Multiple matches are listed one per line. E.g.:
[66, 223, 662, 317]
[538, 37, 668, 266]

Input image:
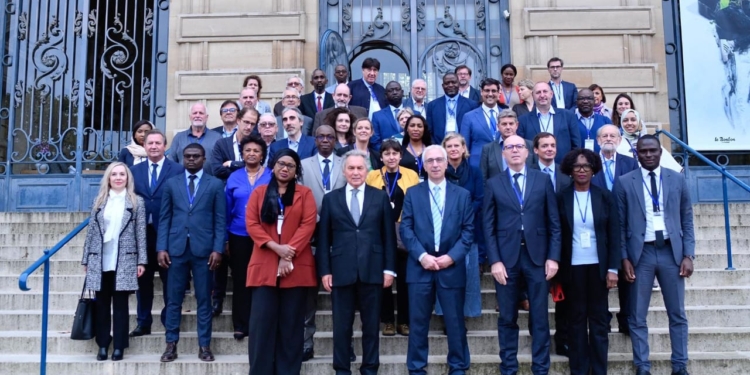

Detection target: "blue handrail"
[18, 217, 90, 375]
[657, 130, 750, 270]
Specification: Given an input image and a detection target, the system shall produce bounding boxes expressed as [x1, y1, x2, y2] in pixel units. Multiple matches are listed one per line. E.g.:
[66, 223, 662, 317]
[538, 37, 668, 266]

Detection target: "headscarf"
[620, 109, 642, 143]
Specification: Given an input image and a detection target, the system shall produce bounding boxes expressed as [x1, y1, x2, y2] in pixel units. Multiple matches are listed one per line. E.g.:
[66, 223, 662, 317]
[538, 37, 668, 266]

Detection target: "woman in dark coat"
[118, 120, 154, 166]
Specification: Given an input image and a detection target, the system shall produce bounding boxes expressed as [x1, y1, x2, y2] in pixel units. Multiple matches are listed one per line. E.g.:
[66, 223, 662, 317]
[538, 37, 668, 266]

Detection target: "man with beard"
[455, 65, 481, 103]
[268, 107, 318, 163]
[169, 102, 222, 175]
[300, 69, 334, 119]
[371, 81, 407, 150]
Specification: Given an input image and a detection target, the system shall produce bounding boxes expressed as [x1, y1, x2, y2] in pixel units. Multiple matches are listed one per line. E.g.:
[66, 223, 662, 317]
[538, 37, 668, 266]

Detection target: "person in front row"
[316, 150, 397, 375]
[400, 145, 474, 375]
[157, 143, 226, 362]
[557, 148, 621, 375]
[483, 135, 561, 375]
[615, 135, 694, 375]
[82, 162, 147, 361]
[245, 149, 318, 375]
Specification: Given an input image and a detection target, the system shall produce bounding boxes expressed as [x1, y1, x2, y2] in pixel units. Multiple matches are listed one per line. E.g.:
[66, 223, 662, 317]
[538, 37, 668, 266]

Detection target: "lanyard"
[582, 116, 594, 138]
[642, 174, 663, 211]
[508, 169, 525, 208]
[538, 112, 552, 133]
[503, 87, 513, 105]
[277, 197, 285, 217]
[320, 159, 332, 190]
[552, 82, 563, 101]
[574, 190, 590, 224]
[428, 186, 444, 217]
[382, 169, 400, 201]
[186, 177, 200, 206]
[409, 144, 423, 173]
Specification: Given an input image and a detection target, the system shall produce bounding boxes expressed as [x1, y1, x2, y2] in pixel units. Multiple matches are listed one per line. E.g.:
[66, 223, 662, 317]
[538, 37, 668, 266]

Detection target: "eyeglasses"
[220, 108, 237, 113]
[240, 120, 256, 126]
[502, 144, 526, 151]
[288, 81, 301, 87]
[258, 122, 276, 128]
[283, 95, 299, 100]
[572, 163, 593, 172]
[548, 65, 563, 70]
[425, 157, 446, 164]
[315, 135, 335, 141]
[276, 161, 297, 170]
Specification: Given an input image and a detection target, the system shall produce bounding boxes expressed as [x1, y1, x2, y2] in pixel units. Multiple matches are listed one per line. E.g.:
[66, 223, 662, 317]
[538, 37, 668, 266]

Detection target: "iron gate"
[0, 0, 169, 211]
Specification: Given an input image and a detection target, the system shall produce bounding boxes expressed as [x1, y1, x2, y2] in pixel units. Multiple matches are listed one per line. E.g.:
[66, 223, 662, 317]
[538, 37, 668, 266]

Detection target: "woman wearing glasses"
[557, 148, 620, 375]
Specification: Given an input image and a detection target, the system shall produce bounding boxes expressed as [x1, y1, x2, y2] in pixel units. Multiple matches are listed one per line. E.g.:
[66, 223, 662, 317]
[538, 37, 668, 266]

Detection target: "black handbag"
[70, 282, 96, 340]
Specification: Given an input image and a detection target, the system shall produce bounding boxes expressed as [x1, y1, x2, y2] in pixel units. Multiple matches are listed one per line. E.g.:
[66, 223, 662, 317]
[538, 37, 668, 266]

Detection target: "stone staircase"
[1, 205, 750, 374]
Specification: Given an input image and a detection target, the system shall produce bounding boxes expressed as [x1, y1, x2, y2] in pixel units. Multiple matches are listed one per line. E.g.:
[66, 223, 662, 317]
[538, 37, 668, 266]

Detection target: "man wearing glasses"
[547, 57, 578, 110]
[275, 88, 314, 137]
[455, 65, 481, 103]
[268, 107, 318, 163]
[483, 134, 561, 375]
[575, 88, 612, 153]
[212, 100, 240, 138]
[273, 75, 306, 116]
[403, 79, 428, 115]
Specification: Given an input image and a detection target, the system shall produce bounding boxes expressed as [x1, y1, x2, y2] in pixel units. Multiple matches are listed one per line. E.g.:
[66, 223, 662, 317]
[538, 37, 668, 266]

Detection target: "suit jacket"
[426, 95, 479, 145]
[300, 91, 334, 119]
[614, 168, 695, 267]
[335, 145, 383, 170]
[348, 79, 387, 114]
[371, 106, 403, 150]
[156, 173, 227, 257]
[245, 184, 318, 288]
[299, 154, 347, 218]
[576, 112, 612, 153]
[316, 185, 396, 285]
[267, 136, 318, 165]
[275, 114, 314, 137]
[551, 80, 579, 110]
[460, 105, 507, 168]
[400, 181, 474, 288]
[462, 86, 482, 103]
[130, 158, 185, 230]
[591, 153, 639, 192]
[479, 139, 535, 180]
[402, 97, 426, 115]
[557, 184, 621, 281]
[210, 136, 244, 181]
[517, 109, 582, 164]
[530, 162, 573, 194]
[312, 105, 369, 134]
[483, 167, 562, 268]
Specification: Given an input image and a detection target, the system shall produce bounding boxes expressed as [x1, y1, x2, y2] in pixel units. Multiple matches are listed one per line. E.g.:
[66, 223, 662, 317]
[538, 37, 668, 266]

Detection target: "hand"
[435, 255, 454, 269]
[223, 160, 232, 167]
[383, 274, 394, 288]
[157, 251, 171, 269]
[274, 244, 296, 260]
[321, 274, 333, 292]
[680, 257, 694, 278]
[137, 265, 146, 278]
[420, 254, 440, 271]
[224, 242, 230, 258]
[606, 271, 618, 289]
[83, 265, 87, 274]
[208, 251, 222, 271]
[622, 259, 635, 283]
[491, 262, 508, 285]
[278, 259, 294, 277]
[545, 260, 559, 281]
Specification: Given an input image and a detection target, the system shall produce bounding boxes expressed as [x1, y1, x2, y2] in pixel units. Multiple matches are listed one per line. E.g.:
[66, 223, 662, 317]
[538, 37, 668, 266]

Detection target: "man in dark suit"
[400, 145, 474, 375]
[326, 64, 349, 94]
[615, 135, 694, 375]
[313, 83, 369, 134]
[517, 82, 581, 163]
[425, 73, 479, 145]
[268, 107, 318, 163]
[547, 57, 578, 110]
[460, 78, 509, 168]
[300, 69, 334, 119]
[531, 132, 573, 193]
[129, 130, 185, 337]
[455, 65, 481, 103]
[316, 150, 396, 375]
[479, 109, 536, 180]
[273, 75, 305, 116]
[157, 143, 226, 362]
[348, 57, 388, 117]
[371, 81, 406, 150]
[483, 135, 561, 375]
[211, 100, 240, 138]
[403, 79, 428, 115]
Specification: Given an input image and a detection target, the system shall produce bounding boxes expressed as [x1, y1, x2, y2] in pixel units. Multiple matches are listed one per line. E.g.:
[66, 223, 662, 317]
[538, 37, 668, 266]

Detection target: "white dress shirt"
[147, 157, 166, 187]
[550, 81, 565, 109]
[102, 189, 126, 272]
[185, 169, 204, 196]
[642, 166, 669, 242]
[536, 107, 556, 134]
[364, 80, 381, 118]
[287, 133, 301, 153]
[233, 135, 242, 162]
[459, 87, 471, 99]
[445, 96, 458, 133]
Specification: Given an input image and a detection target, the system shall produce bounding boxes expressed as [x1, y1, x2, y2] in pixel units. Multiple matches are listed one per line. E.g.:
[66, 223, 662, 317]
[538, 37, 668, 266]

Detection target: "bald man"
[300, 69, 334, 118]
[168, 102, 222, 175]
[313, 83, 369, 133]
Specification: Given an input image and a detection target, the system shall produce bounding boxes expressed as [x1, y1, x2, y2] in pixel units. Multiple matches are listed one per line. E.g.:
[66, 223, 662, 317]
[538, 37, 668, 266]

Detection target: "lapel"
[309, 156, 325, 192]
[631, 171, 646, 217]
[563, 187, 574, 233]
[120, 197, 134, 235]
[154, 161, 172, 194]
[300, 137, 312, 156]
[590, 187, 604, 233]
[359, 185, 377, 225]
[476, 108, 494, 139]
[662, 168, 675, 211]
[324, 93, 334, 108]
[499, 171, 520, 212]
[524, 169, 537, 210]
[435, 96, 446, 124]
[95, 208, 105, 238]
[441, 183, 458, 240]
[330, 155, 343, 187]
[551, 111, 563, 137]
[336, 187, 358, 227]
[419, 183, 435, 233]
[492, 142, 504, 172]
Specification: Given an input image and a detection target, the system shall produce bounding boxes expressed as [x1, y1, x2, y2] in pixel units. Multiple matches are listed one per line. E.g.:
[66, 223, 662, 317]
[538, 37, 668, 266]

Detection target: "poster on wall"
[681, 0, 750, 151]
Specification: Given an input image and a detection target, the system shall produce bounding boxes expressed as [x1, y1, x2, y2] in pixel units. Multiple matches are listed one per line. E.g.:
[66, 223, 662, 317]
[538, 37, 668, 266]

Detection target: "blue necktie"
[432, 186, 442, 250]
[447, 98, 456, 117]
[322, 159, 331, 190]
[150, 163, 158, 193]
[605, 160, 614, 191]
[544, 167, 555, 192]
[367, 85, 377, 101]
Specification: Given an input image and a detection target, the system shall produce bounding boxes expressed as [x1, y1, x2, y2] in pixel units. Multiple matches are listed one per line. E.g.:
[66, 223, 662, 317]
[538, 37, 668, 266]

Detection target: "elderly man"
[268, 107, 318, 163]
[403, 79, 428, 115]
[239, 88, 259, 110]
[326, 64, 349, 93]
[348, 57, 388, 118]
[275, 87, 314, 137]
[257, 113, 279, 163]
[313, 83, 368, 133]
[168, 102, 222, 175]
[300, 69, 334, 118]
[274, 75, 306, 116]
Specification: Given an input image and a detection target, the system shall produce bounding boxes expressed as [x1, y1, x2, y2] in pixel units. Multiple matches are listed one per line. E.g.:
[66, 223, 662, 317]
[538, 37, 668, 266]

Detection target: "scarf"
[446, 159, 472, 187]
[593, 102, 606, 116]
[126, 135, 148, 165]
[260, 177, 297, 224]
[620, 109, 642, 144]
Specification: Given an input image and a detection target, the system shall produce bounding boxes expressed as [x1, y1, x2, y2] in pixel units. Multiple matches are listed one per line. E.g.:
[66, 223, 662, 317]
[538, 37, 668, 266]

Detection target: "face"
[385, 82, 404, 104]
[274, 155, 297, 182]
[282, 90, 300, 108]
[354, 120, 373, 142]
[534, 136, 557, 163]
[592, 88, 603, 106]
[189, 104, 208, 127]
[134, 124, 152, 146]
[498, 117, 518, 139]
[237, 111, 258, 137]
[548, 60, 563, 79]
[315, 127, 335, 154]
[442, 74, 459, 96]
[576, 89, 595, 114]
[481, 83, 499, 106]
[456, 68, 471, 86]
[621, 112, 640, 133]
[258, 115, 278, 138]
[381, 148, 401, 170]
[398, 113, 410, 128]
[282, 110, 302, 136]
[502, 135, 529, 166]
[183, 148, 205, 171]
[616, 97, 632, 114]
[362, 66, 378, 85]
[245, 78, 259, 91]
[220, 104, 238, 124]
[533, 83, 552, 107]
[145, 133, 166, 160]
[335, 114, 351, 134]
[239, 89, 257, 108]
[518, 86, 531, 101]
[406, 118, 425, 141]
[109, 165, 128, 191]
[333, 86, 351, 107]
[242, 142, 263, 166]
[287, 77, 303, 91]
[501, 67, 516, 86]
[636, 139, 662, 170]
[334, 65, 348, 83]
[597, 126, 621, 152]
[424, 148, 447, 181]
[444, 138, 465, 162]
[572, 154, 593, 185]
[411, 80, 427, 101]
[310, 70, 328, 91]
[343, 155, 367, 187]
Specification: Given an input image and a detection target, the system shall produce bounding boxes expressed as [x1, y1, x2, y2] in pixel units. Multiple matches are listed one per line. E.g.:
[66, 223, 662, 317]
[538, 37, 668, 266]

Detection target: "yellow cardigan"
[366, 166, 421, 222]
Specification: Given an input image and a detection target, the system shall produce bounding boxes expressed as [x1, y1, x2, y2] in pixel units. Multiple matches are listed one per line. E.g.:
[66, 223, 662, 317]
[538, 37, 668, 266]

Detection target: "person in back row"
[460, 78, 508, 168]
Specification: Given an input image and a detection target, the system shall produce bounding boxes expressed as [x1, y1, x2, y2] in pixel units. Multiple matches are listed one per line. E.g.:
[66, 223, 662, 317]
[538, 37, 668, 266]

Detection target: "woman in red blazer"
[245, 148, 318, 375]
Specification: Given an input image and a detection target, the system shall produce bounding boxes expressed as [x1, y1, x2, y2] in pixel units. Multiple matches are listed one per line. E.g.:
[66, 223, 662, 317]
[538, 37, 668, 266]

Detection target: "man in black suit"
[348, 57, 388, 117]
[483, 135, 561, 375]
[425, 73, 479, 145]
[313, 83, 369, 134]
[316, 149, 396, 375]
[479, 109, 536, 180]
[455, 65, 481, 103]
[129, 130, 185, 337]
[300, 69, 334, 119]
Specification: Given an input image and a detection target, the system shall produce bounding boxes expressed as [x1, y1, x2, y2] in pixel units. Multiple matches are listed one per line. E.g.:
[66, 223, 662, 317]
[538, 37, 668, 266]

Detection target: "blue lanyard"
[574, 190, 590, 224]
[642, 174, 663, 211]
[582, 116, 594, 138]
[503, 88, 513, 105]
[508, 169, 525, 208]
[538, 113, 552, 133]
[409, 144, 423, 173]
[428, 186, 444, 217]
[186, 177, 200, 206]
[277, 197, 285, 216]
[383, 169, 400, 200]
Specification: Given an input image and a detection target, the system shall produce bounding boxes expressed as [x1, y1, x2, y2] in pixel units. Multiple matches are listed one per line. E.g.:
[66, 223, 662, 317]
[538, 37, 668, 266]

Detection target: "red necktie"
[316, 96, 322, 112]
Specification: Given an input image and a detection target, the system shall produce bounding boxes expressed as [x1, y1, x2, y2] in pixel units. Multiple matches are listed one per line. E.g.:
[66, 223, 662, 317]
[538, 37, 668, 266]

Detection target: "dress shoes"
[382, 323, 396, 336]
[635, 368, 652, 375]
[199, 346, 215, 362]
[556, 343, 569, 357]
[96, 347, 108, 361]
[160, 342, 178, 362]
[619, 325, 630, 336]
[111, 349, 123, 361]
[212, 299, 224, 317]
[302, 348, 314, 362]
[397, 324, 409, 336]
[671, 368, 690, 375]
[233, 331, 248, 341]
[129, 325, 151, 337]
[518, 300, 530, 311]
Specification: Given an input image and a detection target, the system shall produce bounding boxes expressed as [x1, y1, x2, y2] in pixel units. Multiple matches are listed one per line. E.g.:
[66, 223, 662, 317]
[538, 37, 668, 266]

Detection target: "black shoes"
[635, 368, 652, 375]
[302, 348, 314, 362]
[671, 368, 690, 375]
[233, 331, 248, 341]
[556, 343, 569, 357]
[212, 299, 224, 317]
[111, 349, 123, 361]
[129, 325, 151, 337]
[96, 347, 108, 361]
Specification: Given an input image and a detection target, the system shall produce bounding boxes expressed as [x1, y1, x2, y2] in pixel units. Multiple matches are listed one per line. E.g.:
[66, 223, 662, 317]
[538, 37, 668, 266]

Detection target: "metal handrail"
[657, 130, 750, 270]
[18, 217, 90, 375]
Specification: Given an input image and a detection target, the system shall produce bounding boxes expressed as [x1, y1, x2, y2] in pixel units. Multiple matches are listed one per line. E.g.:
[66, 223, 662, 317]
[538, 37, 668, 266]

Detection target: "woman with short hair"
[512, 79, 535, 117]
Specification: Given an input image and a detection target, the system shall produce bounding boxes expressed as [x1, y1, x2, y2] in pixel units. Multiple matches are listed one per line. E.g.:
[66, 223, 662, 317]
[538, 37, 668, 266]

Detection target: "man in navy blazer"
[531, 132, 573, 194]
[575, 88, 612, 153]
[210, 107, 258, 180]
[268, 107, 318, 163]
[517, 82, 581, 163]
[426, 73, 479, 145]
[455, 65, 481, 103]
[547, 57, 578, 110]
[479, 109, 536, 180]
[300, 69, 334, 119]
[402, 79, 428, 115]
[460, 77, 508, 168]
[157, 143, 226, 362]
[348, 57, 388, 117]
[400, 145, 473, 375]
[371, 81, 406, 150]
[483, 135, 561, 375]
[129, 130, 184, 337]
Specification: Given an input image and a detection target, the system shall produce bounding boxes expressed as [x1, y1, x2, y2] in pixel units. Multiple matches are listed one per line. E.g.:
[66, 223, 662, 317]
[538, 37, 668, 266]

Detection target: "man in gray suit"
[614, 134, 694, 375]
[276, 87, 314, 137]
[313, 83, 369, 134]
[479, 109, 535, 180]
[298, 125, 347, 361]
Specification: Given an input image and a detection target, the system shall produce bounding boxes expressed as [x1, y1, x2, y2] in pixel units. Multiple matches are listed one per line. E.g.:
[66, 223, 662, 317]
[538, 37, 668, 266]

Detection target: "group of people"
[82, 56, 696, 375]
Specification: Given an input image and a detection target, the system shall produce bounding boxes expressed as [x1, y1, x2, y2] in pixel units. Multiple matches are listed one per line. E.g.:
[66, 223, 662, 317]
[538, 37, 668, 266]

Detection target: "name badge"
[391, 202, 395, 209]
[584, 139, 595, 151]
[277, 215, 284, 235]
[581, 231, 592, 248]
[653, 214, 666, 232]
[419, 176, 425, 182]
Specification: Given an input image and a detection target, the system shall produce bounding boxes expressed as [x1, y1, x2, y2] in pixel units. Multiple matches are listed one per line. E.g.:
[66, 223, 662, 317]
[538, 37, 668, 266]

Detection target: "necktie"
[513, 173, 523, 202]
[605, 160, 614, 191]
[188, 175, 197, 198]
[316, 95, 322, 112]
[544, 167, 555, 192]
[393, 107, 399, 120]
[447, 98, 456, 117]
[367, 85, 377, 101]
[350, 188, 360, 225]
[150, 163, 158, 193]
[489, 109, 497, 136]
[322, 159, 331, 190]
[431, 186, 442, 249]
[649, 171, 665, 247]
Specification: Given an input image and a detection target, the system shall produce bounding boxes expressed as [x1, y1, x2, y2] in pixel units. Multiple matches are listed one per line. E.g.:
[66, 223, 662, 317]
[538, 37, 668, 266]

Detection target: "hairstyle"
[637, 133, 661, 148]
[596, 124, 621, 138]
[341, 149, 369, 171]
[260, 148, 302, 224]
[334, 64, 348, 72]
[239, 134, 268, 165]
[219, 100, 240, 115]
[352, 117, 373, 134]
[500, 63, 517, 76]
[131, 120, 154, 145]
[242, 75, 263, 96]
[286, 75, 305, 90]
[421, 145, 448, 165]
[532, 132, 556, 149]
[144, 129, 167, 145]
[559, 148, 602, 175]
[324, 108, 356, 144]
[92, 162, 139, 210]
[380, 138, 403, 154]
[401, 114, 432, 148]
[479, 77, 501, 90]
[396, 107, 414, 122]
[611, 93, 635, 126]
[442, 132, 470, 159]
[588, 84, 607, 103]
[281, 106, 304, 120]
[237, 106, 259, 123]
[498, 108, 518, 122]
[183, 143, 205, 157]
[361, 57, 381, 70]
[283, 87, 301, 99]
[547, 57, 564, 68]
[518, 79, 534, 90]
[454, 65, 472, 76]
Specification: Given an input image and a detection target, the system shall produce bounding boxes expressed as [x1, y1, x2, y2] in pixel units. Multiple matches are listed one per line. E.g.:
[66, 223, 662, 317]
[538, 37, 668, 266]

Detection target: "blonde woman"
[512, 79, 535, 117]
[616, 109, 682, 172]
[82, 162, 147, 361]
[391, 107, 415, 142]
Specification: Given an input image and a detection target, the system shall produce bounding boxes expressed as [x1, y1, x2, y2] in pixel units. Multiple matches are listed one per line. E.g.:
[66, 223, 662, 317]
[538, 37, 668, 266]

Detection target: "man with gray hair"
[274, 75, 306, 116]
[268, 107, 317, 163]
[404, 79, 428, 115]
[480, 108, 536, 180]
[275, 87, 314, 136]
[169, 102, 222, 175]
[316, 149, 396, 375]
[239, 88, 259, 110]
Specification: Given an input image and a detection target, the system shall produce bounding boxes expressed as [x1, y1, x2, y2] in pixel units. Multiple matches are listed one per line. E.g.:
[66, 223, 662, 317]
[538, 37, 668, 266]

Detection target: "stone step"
[695, 226, 750, 240]
[1, 352, 748, 375]
[0, 212, 89, 224]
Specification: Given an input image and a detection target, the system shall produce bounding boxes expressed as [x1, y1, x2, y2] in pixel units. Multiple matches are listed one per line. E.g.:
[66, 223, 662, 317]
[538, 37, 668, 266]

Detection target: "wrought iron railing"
[658, 130, 750, 270]
[17, 218, 90, 375]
